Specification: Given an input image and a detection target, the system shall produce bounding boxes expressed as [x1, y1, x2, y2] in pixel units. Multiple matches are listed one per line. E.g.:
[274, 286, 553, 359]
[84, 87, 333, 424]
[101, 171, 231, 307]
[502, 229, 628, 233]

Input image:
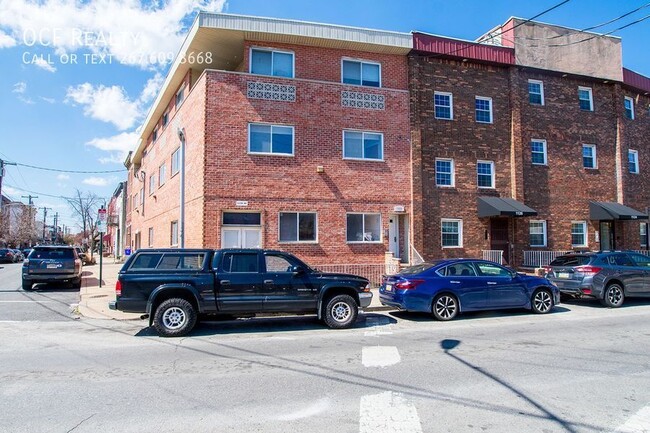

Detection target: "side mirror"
[290, 265, 305, 275]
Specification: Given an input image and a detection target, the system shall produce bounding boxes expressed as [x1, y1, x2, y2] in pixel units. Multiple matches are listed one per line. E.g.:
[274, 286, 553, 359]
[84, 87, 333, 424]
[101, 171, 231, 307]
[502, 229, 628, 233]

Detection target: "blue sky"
[0, 0, 648, 230]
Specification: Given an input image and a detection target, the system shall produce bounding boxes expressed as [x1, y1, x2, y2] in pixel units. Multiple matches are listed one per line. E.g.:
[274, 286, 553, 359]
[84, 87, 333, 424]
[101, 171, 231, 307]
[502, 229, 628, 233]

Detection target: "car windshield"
[30, 248, 75, 259]
[550, 255, 592, 267]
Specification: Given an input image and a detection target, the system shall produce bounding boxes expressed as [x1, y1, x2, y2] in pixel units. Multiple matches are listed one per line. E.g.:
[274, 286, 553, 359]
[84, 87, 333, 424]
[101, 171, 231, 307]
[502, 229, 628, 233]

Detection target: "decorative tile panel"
[247, 82, 296, 102]
[341, 91, 385, 110]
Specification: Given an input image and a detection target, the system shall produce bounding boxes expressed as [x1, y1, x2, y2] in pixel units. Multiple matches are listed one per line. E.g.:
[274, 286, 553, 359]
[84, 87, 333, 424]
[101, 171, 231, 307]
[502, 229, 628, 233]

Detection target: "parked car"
[0, 248, 15, 264]
[110, 248, 373, 337]
[379, 259, 559, 320]
[545, 251, 650, 307]
[12, 249, 24, 262]
[22, 246, 83, 291]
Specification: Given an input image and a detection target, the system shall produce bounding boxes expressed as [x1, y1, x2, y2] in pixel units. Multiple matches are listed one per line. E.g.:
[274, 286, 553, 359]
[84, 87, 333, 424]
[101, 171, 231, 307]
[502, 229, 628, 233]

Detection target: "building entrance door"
[600, 221, 614, 250]
[388, 215, 399, 259]
[490, 218, 509, 264]
[221, 211, 262, 248]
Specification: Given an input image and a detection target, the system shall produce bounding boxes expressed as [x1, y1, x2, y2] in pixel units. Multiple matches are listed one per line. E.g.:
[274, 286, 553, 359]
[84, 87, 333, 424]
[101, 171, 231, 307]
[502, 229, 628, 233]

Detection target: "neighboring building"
[0, 195, 37, 248]
[106, 182, 126, 259]
[410, 18, 650, 267]
[126, 13, 413, 266]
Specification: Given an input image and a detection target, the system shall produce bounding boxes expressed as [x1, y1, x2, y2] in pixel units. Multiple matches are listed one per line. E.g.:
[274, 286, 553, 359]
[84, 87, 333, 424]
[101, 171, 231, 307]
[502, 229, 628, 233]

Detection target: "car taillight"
[542, 265, 552, 274]
[395, 279, 425, 290]
[574, 265, 602, 276]
[115, 280, 122, 297]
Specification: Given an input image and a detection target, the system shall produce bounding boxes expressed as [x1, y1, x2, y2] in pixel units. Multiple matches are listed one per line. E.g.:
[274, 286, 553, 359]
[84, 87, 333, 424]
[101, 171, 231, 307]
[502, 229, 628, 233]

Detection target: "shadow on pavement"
[389, 305, 571, 322]
[134, 312, 397, 337]
[561, 297, 650, 309]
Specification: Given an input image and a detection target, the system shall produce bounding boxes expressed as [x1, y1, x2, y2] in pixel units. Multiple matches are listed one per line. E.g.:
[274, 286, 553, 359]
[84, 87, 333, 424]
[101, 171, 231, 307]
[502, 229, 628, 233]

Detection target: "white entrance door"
[222, 227, 262, 248]
[388, 215, 399, 259]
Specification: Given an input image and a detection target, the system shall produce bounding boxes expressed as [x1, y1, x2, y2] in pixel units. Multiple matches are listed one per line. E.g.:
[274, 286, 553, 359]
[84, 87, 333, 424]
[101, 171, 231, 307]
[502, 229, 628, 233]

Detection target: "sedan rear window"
[30, 248, 74, 259]
[399, 263, 435, 275]
[549, 255, 592, 267]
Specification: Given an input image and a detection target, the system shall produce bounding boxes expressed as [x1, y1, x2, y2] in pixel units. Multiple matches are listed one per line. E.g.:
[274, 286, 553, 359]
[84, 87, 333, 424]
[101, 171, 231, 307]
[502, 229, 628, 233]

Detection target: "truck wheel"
[153, 298, 197, 337]
[22, 280, 33, 291]
[323, 294, 358, 329]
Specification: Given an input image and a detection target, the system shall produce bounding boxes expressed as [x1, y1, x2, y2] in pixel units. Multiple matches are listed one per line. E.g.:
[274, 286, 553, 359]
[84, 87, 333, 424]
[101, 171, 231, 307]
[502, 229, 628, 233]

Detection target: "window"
[583, 144, 597, 169]
[477, 161, 495, 188]
[578, 87, 593, 111]
[624, 96, 635, 120]
[342, 59, 381, 88]
[528, 80, 544, 105]
[476, 262, 511, 277]
[435, 158, 454, 187]
[531, 139, 547, 165]
[440, 263, 476, 277]
[129, 253, 163, 269]
[346, 213, 381, 242]
[176, 87, 184, 106]
[279, 212, 317, 242]
[171, 148, 180, 175]
[159, 163, 167, 186]
[170, 220, 178, 247]
[571, 221, 587, 247]
[475, 96, 493, 123]
[162, 110, 169, 127]
[641, 224, 648, 248]
[529, 220, 547, 247]
[148, 227, 154, 247]
[250, 48, 294, 78]
[629, 150, 639, 174]
[265, 254, 297, 272]
[631, 252, 650, 267]
[139, 188, 144, 206]
[156, 253, 205, 270]
[343, 131, 383, 161]
[149, 174, 155, 195]
[441, 219, 462, 248]
[434, 92, 453, 120]
[222, 253, 259, 273]
[248, 124, 294, 156]
[223, 212, 261, 225]
[133, 194, 137, 210]
[152, 127, 158, 142]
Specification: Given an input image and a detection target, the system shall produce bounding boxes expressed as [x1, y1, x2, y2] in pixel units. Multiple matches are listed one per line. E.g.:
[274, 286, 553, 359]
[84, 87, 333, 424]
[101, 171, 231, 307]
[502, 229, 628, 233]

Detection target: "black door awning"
[589, 201, 648, 220]
[477, 196, 538, 218]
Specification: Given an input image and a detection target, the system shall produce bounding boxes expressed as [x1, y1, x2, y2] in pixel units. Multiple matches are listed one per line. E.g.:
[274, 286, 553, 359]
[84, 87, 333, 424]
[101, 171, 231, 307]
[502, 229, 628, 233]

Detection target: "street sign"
[97, 208, 107, 233]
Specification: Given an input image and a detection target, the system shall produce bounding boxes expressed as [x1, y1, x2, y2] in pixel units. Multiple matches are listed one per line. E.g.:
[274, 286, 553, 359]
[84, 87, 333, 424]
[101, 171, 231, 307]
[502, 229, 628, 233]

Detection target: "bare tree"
[66, 189, 102, 254]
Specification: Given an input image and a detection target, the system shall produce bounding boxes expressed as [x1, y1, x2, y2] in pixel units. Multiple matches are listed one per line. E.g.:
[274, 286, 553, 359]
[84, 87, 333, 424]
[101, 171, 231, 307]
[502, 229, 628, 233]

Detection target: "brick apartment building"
[410, 18, 650, 267]
[125, 13, 413, 266]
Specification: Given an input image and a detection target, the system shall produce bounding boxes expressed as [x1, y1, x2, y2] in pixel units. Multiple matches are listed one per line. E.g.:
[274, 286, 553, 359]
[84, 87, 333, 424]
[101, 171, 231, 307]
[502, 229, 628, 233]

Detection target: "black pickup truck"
[109, 248, 373, 337]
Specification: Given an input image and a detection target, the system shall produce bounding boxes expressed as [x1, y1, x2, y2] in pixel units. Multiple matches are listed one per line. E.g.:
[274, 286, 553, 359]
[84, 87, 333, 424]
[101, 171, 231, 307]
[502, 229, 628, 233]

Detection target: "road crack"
[66, 413, 96, 432]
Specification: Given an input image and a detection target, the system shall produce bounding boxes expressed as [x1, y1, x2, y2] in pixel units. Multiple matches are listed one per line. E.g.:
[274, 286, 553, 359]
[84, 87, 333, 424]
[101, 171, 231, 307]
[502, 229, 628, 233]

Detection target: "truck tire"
[323, 294, 358, 329]
[153, 298, 197, 337]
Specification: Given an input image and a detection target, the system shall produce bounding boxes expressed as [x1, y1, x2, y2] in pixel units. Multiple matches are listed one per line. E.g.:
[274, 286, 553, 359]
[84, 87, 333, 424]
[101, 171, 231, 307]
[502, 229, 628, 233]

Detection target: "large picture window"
[279, 212, 317, 242]
[250, 48, 294, 78]
[346, 213, 381, 242]
[343, 131, 383, 161]
[249, 124, 294, 156]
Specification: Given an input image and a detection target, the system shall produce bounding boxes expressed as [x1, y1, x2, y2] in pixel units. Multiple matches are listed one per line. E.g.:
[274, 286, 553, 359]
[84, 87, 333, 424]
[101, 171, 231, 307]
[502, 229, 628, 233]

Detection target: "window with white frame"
[159, 163, 167, 186]
[249, 124, 294, 156]
[149, 174, 155, 195]
[529, 220, 547, 247]
[435, 158, 454, 187]
[477, 160, 495, 188]
[176, 87, 184, 107]
[641, 223, 648, 248]
[148, 227, 154, 247]
[583, 144, 597, 169]
[531, 139, 547, 165]
[170, 221, 179, 247]
[279, 212, 317, 242]
[624, 96, 635, 120]
[528, 80, 544, 105]
[578, 87, 593, 111]
[139, 188, 144, 205]
[571, 221, 587, 247]
[341, 59, 381, 88]
[346, 213, 381, 242]
[629, 150, 639, 174]
[441, 219, 462, 248]
[434, 92, 453, 120]
[250, 48, 294, 78]
[343, 131, 383, 160]
[475, 96, 493, 123]
[171, 148, 180, 175]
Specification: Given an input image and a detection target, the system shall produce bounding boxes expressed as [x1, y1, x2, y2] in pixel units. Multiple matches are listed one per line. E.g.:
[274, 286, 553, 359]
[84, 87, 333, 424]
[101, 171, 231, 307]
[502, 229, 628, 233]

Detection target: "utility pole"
[0, 159, 18, 211]
[22, 195, 38, 247]
[40, 207, 51, 244]
[53, 212, 59, 244]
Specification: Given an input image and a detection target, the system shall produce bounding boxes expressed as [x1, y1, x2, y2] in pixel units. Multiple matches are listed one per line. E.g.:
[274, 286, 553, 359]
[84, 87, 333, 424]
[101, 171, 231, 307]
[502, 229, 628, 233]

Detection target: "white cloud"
[12, 81, 26, 93]
[40, 96, 55, 104]
[33, 56, 57, 72]
[66, 83, 140, 130]
[0, 0, 227, 69]
[140, 73, 164, 104]
[56, 174, 70, 180]
[86, 131, 138, 164]
[0, 29, 16, 48]
[82, 176, 109, 187]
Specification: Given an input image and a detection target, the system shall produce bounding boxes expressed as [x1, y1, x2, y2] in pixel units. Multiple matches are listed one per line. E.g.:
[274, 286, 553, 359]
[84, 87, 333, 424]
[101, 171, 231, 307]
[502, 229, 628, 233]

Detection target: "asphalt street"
[1, 264, 649, 433]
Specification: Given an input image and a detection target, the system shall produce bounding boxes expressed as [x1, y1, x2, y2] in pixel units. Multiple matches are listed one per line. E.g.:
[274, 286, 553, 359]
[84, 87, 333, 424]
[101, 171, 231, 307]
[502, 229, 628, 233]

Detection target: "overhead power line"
[14, 162, 126, 174]
[547, 13, 650, 47]
[4, 183, 111, 201]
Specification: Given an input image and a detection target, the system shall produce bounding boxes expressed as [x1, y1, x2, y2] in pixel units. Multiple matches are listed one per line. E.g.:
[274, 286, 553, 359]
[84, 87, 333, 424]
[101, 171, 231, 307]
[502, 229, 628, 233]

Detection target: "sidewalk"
[77, 262, 391, 322]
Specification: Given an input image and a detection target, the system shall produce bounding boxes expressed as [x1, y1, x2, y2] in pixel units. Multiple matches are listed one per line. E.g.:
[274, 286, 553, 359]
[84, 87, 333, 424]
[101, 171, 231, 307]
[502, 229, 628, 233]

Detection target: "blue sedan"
[379, 259, 560, 320]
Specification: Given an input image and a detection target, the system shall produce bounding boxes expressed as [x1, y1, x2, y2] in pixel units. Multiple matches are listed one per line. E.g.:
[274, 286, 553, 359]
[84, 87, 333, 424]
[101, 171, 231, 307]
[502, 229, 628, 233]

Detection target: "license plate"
[385, 284, 392, 292]
[558, 272, 571, 279]
[47, 264, 58, 269]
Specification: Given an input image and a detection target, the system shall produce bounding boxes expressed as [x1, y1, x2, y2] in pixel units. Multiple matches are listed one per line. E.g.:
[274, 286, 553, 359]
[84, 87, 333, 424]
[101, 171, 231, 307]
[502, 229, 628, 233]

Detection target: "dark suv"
[22, 246, 83, 291]
[545, 251, 650, 307]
